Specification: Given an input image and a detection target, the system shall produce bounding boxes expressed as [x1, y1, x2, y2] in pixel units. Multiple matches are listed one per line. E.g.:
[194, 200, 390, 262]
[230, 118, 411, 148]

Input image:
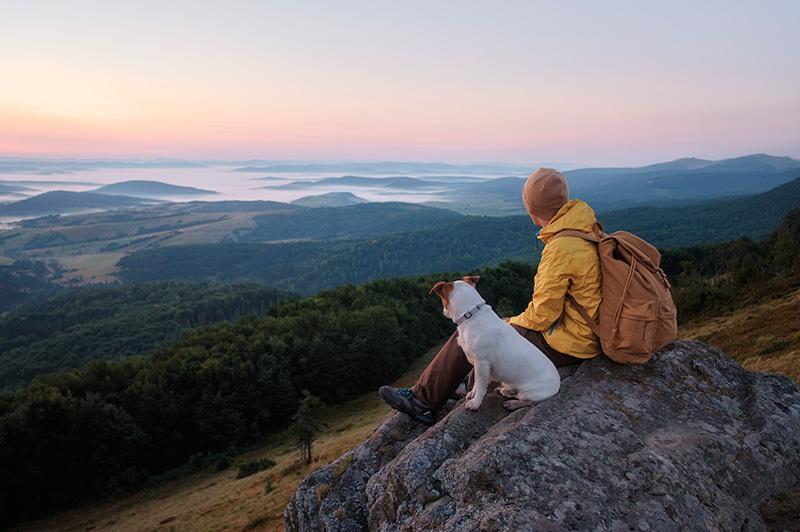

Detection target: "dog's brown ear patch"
[462, 275, 480, 287]
[430, 281, 453, 296]
[430, 281, 454, 308]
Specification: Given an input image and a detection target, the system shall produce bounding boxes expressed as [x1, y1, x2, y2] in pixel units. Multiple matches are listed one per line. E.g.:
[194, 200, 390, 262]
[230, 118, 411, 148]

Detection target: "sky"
[1, 0, 798, 166]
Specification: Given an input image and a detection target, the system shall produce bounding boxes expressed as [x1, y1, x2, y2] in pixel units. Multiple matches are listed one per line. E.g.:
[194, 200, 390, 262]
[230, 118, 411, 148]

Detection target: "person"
[379, 168, 602, 424]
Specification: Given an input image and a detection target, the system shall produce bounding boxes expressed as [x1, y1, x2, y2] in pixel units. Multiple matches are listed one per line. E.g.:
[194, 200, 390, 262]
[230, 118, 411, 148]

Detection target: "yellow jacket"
[509, 199, 602, 358]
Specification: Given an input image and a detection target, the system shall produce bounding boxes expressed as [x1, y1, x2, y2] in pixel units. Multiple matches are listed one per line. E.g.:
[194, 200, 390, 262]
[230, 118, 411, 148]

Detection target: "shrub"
[236, 458, 276, 479]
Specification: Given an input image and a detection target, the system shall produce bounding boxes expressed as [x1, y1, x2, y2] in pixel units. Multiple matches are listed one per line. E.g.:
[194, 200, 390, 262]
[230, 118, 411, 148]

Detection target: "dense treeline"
[0, 262, 534, 525]
[0, 282, 291, 389]
[663, 209, 800, 323]
[0, 258, 61, 311]
[117, 216, 539, 292]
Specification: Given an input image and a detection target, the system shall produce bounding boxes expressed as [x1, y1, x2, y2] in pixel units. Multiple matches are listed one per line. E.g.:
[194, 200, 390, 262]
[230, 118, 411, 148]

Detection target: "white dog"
[430, 276, 561, 411]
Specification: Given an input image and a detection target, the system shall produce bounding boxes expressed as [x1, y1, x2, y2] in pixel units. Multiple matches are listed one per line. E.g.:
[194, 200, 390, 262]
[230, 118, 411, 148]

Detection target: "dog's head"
[430, 275, 481, 320]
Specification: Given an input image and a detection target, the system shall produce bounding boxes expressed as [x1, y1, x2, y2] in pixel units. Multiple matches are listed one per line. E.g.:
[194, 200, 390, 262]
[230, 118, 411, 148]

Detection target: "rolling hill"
[291, 192, 368, 207]
[93, 180, 218, 198]
[0, 191, 153, 217]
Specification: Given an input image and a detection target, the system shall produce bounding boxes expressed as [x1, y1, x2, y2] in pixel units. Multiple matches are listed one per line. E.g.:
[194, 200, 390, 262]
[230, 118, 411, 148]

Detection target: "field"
[0, 204, 270, 284]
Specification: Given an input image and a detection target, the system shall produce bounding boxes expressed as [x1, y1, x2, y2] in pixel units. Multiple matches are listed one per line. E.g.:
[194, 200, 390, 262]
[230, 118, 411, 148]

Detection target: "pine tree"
[291, 390, 325, 464]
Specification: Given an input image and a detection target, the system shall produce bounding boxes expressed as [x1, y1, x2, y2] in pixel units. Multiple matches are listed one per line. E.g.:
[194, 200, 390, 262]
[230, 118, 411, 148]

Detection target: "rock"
[285, 341, 800, 531]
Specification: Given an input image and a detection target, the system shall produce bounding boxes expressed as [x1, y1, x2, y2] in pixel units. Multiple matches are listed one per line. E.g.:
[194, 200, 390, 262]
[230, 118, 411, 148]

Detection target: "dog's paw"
[503, 399, 532, 411]
[464, 398, 482, 411]
[465, 389, 476, 401]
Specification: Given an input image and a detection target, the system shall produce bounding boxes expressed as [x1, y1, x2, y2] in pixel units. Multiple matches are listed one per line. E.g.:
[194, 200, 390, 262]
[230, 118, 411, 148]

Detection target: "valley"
[1, 174, 797, 292]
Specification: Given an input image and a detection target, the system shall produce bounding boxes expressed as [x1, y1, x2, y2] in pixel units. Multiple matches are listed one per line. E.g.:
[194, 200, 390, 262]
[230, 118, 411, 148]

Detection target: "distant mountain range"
[0, 191, 152, 217]
[93, 180, 217, 198]
[568, 153, 800, 208]
[432, 153, 800, 215]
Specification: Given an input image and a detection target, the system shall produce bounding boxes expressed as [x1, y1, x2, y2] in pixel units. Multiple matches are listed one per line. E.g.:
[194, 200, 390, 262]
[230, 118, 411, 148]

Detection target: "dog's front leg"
[464, 360, 490, 411]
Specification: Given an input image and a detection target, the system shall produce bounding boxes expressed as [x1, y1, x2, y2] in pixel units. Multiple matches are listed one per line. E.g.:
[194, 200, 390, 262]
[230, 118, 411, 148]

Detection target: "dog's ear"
[462, 275, 480, 287]
[430, 281, 454, 296]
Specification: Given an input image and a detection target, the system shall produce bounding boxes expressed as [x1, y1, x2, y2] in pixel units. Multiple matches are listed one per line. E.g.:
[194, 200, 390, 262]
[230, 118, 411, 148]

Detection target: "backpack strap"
[565, 295, 602, 337]
[551, 229, 600, 243]
[550, 221, 605, 243]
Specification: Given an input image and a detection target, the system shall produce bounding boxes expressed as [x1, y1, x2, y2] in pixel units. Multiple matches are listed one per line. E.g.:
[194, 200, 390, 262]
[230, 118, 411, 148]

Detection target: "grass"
[11, 346, 437, 532]
[681, 287, 800, 382]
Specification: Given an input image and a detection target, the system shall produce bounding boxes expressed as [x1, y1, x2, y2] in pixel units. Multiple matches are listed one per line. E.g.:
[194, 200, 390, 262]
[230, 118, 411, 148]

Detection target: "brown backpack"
[552, 225, 677, 364]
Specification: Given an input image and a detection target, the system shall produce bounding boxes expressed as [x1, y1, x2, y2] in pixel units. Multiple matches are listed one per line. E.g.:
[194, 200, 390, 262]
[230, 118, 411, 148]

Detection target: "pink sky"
[1, 1, 798, 166]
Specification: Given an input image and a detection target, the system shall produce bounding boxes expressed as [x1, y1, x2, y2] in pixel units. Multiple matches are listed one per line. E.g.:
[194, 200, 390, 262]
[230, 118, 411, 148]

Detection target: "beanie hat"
[521, 167, 569, 220]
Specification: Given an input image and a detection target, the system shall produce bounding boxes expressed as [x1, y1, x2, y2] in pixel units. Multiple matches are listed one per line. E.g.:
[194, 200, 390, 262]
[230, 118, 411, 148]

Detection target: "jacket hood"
[538, 199, 597, 242]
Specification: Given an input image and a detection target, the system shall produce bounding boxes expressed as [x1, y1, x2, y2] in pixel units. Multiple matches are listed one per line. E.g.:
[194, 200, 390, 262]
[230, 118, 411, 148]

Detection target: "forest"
[0, 258, 61, 311]
[0, 282, 290, 389]
[662, 209, 800, 322]
[116, 216, 537, 292]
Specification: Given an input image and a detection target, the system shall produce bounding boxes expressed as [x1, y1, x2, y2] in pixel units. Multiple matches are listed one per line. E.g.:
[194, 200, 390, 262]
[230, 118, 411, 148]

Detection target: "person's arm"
[511, 241, 573, 331]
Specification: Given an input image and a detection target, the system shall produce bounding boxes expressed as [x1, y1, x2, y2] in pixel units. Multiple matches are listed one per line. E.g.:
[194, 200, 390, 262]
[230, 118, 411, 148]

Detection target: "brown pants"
[411, 324, 583, 411]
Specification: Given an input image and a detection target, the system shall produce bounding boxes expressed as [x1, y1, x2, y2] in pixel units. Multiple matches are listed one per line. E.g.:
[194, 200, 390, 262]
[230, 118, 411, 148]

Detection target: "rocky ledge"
[285, 341, 800, 531]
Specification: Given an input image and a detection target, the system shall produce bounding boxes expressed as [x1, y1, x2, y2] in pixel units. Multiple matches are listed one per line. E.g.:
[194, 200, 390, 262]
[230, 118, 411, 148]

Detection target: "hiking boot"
[379, 386, 435, 425]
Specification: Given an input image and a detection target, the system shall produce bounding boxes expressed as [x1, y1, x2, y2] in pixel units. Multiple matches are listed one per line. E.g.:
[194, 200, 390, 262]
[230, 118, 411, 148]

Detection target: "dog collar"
[455, 303, 485, 325]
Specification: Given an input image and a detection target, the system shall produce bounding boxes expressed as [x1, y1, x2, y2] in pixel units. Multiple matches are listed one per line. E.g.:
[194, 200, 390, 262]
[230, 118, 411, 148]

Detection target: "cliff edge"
[285, 341, 800, 531]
